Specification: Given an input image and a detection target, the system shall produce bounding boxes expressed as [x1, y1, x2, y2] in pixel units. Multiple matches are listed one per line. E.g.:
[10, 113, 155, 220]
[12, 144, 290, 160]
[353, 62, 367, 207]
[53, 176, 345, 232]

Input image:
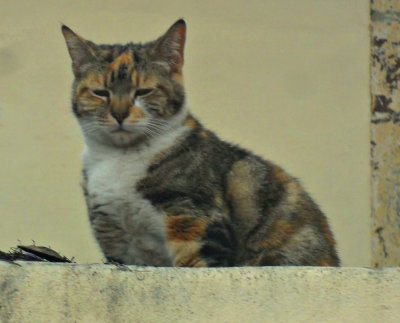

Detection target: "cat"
[61, 19, 340, 267]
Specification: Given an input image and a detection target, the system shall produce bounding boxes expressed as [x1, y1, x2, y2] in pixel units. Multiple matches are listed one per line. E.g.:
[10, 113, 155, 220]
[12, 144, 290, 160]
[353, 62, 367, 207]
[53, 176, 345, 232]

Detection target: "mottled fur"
[62, 20, 340, 267]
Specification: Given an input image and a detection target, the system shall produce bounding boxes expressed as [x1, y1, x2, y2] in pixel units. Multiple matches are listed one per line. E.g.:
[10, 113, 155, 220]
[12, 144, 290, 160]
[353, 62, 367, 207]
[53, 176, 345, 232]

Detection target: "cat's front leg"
[164, 214, 237, 267]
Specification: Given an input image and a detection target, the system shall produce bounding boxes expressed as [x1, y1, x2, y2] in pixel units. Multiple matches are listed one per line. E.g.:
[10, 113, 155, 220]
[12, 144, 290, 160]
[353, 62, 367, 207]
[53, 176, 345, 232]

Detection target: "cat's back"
[138, 123, 339, 266]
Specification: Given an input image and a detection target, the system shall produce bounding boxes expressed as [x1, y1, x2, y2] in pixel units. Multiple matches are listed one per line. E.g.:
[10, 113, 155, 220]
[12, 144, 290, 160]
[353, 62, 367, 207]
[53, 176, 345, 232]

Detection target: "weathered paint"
[371, 0, 400, 267]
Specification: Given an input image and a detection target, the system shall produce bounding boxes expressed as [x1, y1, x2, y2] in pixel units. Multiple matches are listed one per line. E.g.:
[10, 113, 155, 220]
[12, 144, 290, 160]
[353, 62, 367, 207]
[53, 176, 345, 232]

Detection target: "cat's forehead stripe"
[105, 52, 158, 88]
[107, 52, 134, 82]
[108, 53, 133, 71]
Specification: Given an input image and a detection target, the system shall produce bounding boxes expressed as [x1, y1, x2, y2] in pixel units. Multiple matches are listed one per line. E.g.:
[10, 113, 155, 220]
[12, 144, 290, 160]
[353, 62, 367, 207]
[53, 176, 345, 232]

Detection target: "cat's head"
[62, 20, 187, 147]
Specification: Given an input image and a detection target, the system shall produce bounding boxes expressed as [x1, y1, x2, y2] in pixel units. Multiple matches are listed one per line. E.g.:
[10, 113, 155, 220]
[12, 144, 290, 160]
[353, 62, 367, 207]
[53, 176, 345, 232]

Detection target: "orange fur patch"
[166, 216, 207, 241]
[172, 73, 184, 85]
[130, 106, 145, 120]
[168, 241, 206, 267]
[139, 74, 157, 89]
[133, 70, 140, 87]
[75, 73, 107, 111]
[165, 214, 208, 267]
[200, 130, 208, 138]
[320, 217, 336, 247]
[108, 53, 133, 74]
[273, 165, 290, 184]
[261, 220, 297, 250]
[106, 113, 116, 123]
[185, 117, 198, 129]
[131, 71, 158, 89]
[77, 73, 104, 95]
[78, 90, 103, 105]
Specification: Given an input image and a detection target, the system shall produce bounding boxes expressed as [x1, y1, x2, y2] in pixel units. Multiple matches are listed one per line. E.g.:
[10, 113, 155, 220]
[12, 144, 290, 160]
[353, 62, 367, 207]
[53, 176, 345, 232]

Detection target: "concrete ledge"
[0, 262, 399, 322]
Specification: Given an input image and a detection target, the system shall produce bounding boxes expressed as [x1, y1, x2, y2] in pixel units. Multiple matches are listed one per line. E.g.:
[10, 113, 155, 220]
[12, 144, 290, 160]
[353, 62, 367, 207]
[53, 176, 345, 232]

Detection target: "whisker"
[144, 126, 166, 138]
[80, 123, 105, 135]
[141, 130, 153, 141]
[146, 120, 173, 133]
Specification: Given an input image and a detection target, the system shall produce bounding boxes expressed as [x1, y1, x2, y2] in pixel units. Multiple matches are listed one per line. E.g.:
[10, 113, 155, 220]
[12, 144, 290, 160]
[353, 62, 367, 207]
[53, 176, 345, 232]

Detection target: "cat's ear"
[61, 25, 98, 78]
[152, 19, 186, 73]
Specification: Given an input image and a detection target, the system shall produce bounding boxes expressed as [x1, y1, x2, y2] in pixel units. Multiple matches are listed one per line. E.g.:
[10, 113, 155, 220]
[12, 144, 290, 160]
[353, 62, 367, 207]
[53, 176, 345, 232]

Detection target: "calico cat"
[61, 19, 340, 267]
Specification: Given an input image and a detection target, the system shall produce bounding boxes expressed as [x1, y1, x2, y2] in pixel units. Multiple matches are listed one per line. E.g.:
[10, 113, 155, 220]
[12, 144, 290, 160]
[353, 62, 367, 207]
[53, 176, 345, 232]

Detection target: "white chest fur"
[82, 128, 187, 266]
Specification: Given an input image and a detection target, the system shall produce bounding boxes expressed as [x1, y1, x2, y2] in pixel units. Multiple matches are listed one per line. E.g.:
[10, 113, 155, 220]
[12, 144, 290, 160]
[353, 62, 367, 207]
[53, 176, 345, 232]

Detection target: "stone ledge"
[0, 262, 399, 323]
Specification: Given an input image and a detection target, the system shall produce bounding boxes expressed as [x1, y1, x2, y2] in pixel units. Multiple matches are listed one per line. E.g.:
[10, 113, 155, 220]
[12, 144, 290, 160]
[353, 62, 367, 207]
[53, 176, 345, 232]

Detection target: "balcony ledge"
[1, 262, 399, 322]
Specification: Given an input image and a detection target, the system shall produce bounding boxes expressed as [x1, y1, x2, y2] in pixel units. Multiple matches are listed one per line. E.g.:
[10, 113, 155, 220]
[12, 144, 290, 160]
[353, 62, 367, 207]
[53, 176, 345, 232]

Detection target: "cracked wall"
[371, 0, 400, 267]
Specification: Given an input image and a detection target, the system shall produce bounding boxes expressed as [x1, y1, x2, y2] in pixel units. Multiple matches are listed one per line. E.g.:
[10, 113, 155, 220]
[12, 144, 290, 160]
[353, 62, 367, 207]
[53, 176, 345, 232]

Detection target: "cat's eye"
[135, 88, 153, 97]
[92, 89, 110, 98]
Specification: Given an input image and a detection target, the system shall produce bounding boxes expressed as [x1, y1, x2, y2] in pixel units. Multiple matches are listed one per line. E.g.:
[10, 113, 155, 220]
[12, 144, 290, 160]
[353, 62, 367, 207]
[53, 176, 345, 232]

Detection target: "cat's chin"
[108, 130, 139, 147]
[107, 129, 150, 147]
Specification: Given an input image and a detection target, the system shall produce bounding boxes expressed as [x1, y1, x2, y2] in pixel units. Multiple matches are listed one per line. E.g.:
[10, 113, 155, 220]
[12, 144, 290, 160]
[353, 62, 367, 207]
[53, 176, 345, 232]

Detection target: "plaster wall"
[0, 0, 370, 266]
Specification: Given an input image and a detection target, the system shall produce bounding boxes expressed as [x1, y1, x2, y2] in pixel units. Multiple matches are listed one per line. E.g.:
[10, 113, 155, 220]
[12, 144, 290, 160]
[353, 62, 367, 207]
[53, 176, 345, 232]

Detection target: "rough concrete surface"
[0, 262, 399, 323]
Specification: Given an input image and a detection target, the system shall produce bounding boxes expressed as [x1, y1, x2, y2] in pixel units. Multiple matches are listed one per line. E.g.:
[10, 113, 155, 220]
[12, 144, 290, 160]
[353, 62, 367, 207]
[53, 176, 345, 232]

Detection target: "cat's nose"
[111, 110, 129, 124]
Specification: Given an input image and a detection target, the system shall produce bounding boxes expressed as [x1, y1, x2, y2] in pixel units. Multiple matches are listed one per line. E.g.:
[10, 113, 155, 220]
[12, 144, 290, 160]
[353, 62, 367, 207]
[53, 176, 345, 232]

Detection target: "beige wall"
[0, 0, 370, 266]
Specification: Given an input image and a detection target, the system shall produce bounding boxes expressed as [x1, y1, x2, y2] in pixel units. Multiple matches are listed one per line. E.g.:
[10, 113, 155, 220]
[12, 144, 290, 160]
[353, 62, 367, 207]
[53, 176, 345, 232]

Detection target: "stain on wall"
[371, 0, 400, 267]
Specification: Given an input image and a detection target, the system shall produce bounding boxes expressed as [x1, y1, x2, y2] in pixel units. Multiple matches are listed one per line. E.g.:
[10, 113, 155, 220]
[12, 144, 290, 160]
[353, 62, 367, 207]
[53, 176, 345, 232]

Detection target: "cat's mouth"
[110, 124, 133, 134]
